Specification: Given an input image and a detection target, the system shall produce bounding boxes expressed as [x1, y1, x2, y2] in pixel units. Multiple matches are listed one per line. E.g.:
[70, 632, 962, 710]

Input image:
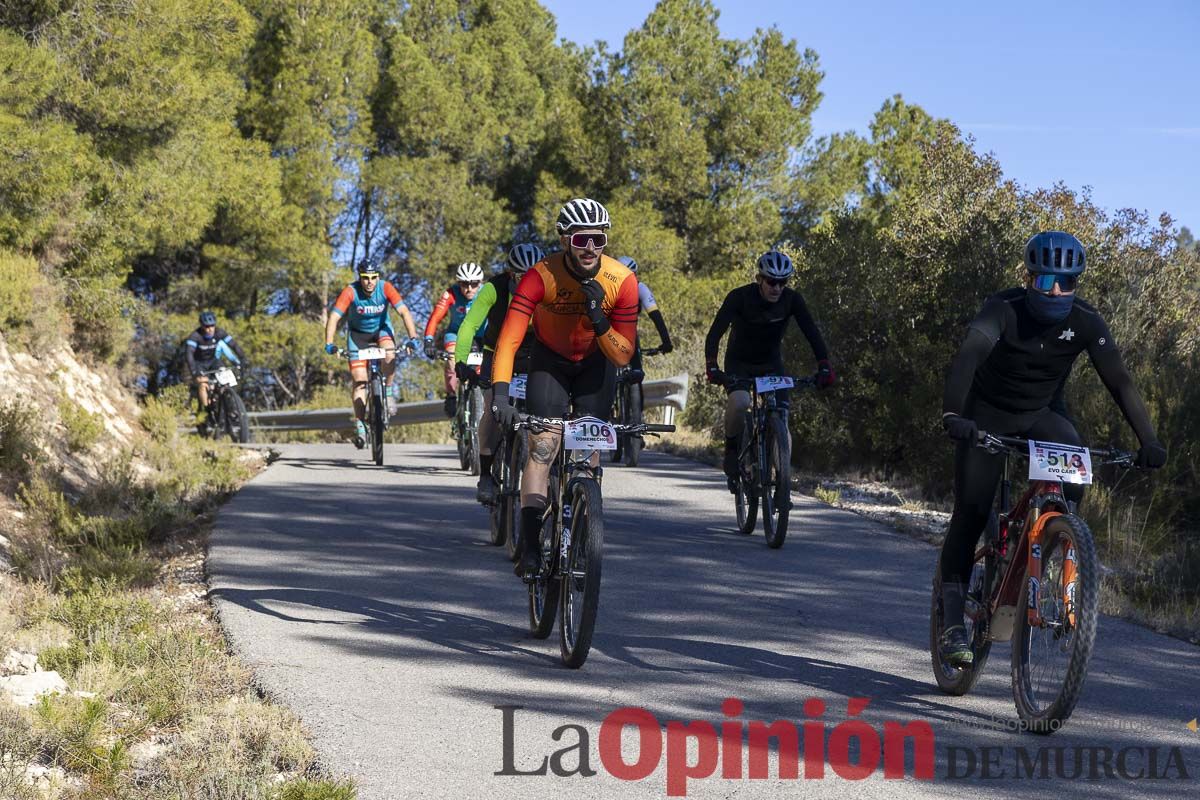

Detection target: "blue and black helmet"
[199, 311, 217, 327]
[1024, 231, 1086, 276]
[617, 256, 639, 274]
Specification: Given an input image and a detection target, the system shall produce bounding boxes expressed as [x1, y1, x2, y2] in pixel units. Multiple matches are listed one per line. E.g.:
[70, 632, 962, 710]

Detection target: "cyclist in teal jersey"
[324, 266, 419, 448]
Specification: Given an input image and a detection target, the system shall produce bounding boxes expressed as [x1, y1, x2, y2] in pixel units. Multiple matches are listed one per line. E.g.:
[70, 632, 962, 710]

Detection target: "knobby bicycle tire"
[734, 421, 757, 535]
[505, 431, 527, 562]
[624, 383, 643, 468]
[1011, 514, 1098, 733]
[930, 549, 994, 696]
[762, 414, 791, 548]
[560, 478, 604, 668]
[488, 435, 508, 546]
[370, 376, 385, 466]
[225, 391, 249, 443]
[528, 475, 561, 639]
[468, 386, 483, 476]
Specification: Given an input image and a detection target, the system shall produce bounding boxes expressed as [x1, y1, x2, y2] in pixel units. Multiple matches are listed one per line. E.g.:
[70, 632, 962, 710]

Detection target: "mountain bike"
[447, 350, 485, 475]
[488, 372, 528, 558]
[516, 414, 675, 668]
[610, 347, 661, 467]
[197, 365, 249, 443]
[930, 432, 1134, 733]
[339, 347, 391, 466]
[723, 374, 815, 548]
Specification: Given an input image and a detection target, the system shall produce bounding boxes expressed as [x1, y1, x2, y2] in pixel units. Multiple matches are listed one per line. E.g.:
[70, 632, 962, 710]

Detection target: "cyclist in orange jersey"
[491, 198, 639, 578]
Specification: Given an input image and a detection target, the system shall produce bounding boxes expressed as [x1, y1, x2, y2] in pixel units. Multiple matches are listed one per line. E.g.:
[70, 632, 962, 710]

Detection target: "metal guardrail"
[246, 373, 690, 433]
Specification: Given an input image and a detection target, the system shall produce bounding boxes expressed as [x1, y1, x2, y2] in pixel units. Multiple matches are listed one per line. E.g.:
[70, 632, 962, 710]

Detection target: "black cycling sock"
[479, 453, 494, 476]
[942, 582, 968, 628]
[520, 506, 543, 546]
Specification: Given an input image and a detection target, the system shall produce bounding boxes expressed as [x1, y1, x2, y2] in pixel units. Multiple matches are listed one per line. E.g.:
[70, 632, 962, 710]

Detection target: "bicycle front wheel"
[225, 392, 249, 443]
[370, 378, 385, 466]
[560, 478, 604, 668]
[468, 386, 483, 476]
[1011, 514, 1099, 734]
[761, 414, 791, 548]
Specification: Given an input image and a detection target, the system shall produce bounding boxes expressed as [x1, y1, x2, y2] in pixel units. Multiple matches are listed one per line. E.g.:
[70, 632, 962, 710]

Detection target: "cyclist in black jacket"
[705, 251, 836, 489]
[185, 311, 247, 414]
[937, 231, 1167, 666]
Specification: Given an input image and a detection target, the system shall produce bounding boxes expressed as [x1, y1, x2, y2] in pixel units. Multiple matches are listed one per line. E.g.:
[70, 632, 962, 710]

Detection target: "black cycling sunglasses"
[761, 277, 788, 288]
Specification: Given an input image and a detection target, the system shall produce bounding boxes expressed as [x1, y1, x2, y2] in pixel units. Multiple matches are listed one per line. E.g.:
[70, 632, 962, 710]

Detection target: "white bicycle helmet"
[506, 243, 544, 276]
[756, 251, 794, 280]
[556, 198, 611, 234]
[617, 255, 639, 274]
[455, 262, 484, 282]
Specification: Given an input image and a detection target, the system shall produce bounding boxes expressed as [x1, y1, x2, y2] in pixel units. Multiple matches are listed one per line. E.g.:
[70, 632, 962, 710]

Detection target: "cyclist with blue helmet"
[937, 231, 1167, 666]
[185, 311, 247, 419]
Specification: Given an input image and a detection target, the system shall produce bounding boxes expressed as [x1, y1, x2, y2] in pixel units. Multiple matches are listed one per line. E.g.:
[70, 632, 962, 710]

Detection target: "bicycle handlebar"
[720, 373, 818, 390]
[977, 431, 1135, 466]
[513, 415, 675, 436]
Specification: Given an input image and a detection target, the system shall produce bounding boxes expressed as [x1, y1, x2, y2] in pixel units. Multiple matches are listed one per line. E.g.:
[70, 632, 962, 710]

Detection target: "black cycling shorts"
[526, 340, 616, 420]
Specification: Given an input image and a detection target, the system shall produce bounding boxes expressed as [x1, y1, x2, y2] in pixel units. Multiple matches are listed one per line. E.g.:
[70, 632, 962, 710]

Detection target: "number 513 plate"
[1028, 440, 1093, 485]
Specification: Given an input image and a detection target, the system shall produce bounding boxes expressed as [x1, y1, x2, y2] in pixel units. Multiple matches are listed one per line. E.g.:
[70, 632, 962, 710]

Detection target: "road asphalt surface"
[210, 443, 1199, 799]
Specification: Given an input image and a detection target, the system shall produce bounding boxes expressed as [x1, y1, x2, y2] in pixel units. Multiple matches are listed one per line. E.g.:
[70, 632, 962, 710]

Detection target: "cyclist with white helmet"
[705, 250, 836, 487]
[490, 198, 640, 578]
[425, 262, 485, 417]
[454, 243, 546, 503]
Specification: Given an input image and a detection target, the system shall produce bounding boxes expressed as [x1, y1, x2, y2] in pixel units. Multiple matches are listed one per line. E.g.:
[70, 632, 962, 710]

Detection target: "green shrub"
[279, 779, 358, 800]
[0, 398, 42, 481]
[0, 250, 36, 334]
[59, 393, 106, 453]
[141, 395, 182, 444]
[67, 274, 137, 364]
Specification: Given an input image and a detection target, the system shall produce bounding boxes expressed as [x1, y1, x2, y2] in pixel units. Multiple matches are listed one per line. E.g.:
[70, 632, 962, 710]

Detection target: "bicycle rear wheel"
[528, 498, 560, 639]
[488, 436, 508, 546]
[930, 549, 994, 696]
[505, 431, 527, 562]
[761, 414, 791, 548]
[1011, 514, 1098, 733]
[560, 478, 603, 668]
[734, 425, 757, 535]
[623, 383, 643, 467]
[610, 384, 626, 463]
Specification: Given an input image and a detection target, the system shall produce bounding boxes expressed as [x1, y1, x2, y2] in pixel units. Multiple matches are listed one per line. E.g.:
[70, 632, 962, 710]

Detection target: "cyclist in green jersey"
[455, 243, 546, 503]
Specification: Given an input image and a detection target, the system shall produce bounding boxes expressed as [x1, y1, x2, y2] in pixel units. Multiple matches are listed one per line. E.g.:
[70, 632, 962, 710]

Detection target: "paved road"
[210, 444, 1199, 799]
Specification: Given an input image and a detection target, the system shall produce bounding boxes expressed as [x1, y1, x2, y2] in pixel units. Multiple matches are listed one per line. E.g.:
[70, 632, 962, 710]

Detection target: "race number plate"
[356, 347, 387, 360]
[510, 373, 527, 400]
[755, 376, 794, 393]
[564, 416, 617, 451]
[1028, 440, 1093, 485]
[466, 350, 484, 366]
[214, 367, 238, 387]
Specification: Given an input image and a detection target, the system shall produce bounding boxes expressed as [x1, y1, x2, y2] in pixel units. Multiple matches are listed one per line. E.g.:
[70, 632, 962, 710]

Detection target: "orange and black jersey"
[492, 252, 639, 385]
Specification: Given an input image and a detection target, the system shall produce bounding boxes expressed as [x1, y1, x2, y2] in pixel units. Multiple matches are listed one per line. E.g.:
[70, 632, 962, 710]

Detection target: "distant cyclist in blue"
[324, 265, 420, 448]
[186, 310, 247, 418]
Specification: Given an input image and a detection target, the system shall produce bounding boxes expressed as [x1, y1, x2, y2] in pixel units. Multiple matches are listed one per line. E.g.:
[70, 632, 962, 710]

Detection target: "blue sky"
[540, 0, 1200, 232]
